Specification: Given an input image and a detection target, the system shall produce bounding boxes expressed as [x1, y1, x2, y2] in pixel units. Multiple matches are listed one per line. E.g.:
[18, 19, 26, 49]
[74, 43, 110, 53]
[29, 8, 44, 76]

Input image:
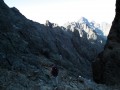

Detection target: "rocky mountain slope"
[0, 0, 117, 89]
[92, 0, 120, 85]
[0, 0, 105, 79]
[63, 17, 111, 59]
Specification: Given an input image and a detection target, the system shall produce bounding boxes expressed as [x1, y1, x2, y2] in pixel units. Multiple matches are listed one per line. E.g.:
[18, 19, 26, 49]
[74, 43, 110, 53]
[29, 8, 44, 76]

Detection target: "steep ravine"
[0, 0, 119, 90]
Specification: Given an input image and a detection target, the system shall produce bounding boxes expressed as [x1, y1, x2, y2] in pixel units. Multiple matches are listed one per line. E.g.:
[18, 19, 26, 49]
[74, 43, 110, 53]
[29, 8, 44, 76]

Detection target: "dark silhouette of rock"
[45, 20, 58, 28]
[45, 20, 53, 28]
[92, 0, 120, 85]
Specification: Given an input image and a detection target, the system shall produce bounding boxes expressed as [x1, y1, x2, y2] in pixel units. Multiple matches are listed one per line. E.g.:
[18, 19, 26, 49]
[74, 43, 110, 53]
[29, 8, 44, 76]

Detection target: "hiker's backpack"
[51, 65, 58, 77]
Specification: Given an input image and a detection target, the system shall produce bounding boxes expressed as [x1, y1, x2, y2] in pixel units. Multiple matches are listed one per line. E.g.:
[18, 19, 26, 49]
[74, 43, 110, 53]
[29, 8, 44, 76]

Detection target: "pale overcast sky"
[4, 0, 115, 26]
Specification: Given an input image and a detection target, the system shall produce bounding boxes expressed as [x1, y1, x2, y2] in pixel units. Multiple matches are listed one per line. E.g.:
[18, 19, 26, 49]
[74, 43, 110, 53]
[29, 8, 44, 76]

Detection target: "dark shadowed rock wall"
[92, 0, 120, 85]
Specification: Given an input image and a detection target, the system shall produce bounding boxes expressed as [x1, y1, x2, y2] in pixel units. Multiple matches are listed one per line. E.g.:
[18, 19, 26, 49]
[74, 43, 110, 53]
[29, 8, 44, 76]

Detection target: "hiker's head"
[51, 64, 56, 67]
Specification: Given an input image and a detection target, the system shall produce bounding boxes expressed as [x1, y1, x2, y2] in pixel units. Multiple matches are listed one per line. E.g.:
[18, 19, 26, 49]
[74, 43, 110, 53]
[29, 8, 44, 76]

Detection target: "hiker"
[51, 64, 59, 86]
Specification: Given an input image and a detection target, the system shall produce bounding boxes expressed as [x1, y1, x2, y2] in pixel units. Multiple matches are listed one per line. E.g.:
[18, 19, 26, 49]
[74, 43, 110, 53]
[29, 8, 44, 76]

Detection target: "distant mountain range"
[64, 17, 111, 38]
[45, 17, 108, 63]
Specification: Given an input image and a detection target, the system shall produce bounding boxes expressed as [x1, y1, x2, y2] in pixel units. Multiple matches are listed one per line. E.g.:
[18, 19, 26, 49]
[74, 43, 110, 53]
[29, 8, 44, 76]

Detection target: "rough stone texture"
[0, 0, 114, 89]
[0, 68, 116, 90]
[92, 0, 120, 85]
[0, 0, 104, 79]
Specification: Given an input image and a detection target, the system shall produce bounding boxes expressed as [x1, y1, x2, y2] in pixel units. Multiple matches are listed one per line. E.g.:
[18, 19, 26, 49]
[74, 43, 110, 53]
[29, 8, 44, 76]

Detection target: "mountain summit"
[77, 17, 89, 25]
[64, 17, 111, 38]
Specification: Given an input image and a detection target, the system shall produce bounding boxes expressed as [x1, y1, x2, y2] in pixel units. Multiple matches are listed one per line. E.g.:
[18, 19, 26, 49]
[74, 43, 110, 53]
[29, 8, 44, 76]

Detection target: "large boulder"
[92, 0, 120, 85]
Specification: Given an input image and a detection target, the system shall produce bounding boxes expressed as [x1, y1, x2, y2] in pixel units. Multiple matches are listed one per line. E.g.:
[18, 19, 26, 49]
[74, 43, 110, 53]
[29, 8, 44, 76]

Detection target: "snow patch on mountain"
[64, 17, 111, 39]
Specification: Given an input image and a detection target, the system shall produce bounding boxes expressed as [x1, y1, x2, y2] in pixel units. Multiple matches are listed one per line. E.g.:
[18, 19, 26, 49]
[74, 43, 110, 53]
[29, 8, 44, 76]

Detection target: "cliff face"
[0, 0, 106, 79]
[92, 0, 120, 85]
[0, 1, 106, 89]
[0, 0, 118, 89]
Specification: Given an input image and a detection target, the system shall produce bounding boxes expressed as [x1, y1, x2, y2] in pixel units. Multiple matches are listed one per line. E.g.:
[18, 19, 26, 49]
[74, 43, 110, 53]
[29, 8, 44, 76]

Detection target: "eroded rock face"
[0, 0, 105, 80]
[0, 0, 108, 89]
[92, 0, 120, 85]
